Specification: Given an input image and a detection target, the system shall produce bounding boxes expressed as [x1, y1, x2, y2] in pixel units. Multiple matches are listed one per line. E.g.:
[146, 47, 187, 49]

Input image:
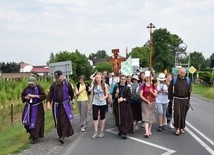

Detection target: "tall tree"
[189, 51, 205, 70]
[152, 28, 182, 72]
[95, 62, 113, 73]
[0, 62, 20, 73]
[210, 53, 214, 68]
[48, 50, 93, 79]
[89, 50, 109, 61]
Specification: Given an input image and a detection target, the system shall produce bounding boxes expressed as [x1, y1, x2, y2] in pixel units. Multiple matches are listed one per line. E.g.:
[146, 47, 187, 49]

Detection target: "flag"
[121, 56, 133, 75]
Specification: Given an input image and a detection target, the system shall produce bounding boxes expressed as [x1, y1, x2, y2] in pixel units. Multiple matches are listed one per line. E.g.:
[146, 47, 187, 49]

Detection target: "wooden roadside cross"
[109, 49, 126, 76]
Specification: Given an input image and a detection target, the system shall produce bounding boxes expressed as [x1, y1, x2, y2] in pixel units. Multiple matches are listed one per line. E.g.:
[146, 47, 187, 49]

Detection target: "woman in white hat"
[130, 74, 142, 132]
[156, 73, 169, 132]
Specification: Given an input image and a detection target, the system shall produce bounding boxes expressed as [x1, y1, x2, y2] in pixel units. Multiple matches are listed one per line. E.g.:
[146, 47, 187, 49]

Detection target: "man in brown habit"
[168, 68, 191, 135]
[47, 70, 75, 144]
[21, 77, 46, 144]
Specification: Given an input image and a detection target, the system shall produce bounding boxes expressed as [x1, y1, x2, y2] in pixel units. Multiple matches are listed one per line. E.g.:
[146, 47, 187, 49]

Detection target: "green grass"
[0, 101, 79, 155]
[192, 84, 214, 100]
[0, 110, 54, 155]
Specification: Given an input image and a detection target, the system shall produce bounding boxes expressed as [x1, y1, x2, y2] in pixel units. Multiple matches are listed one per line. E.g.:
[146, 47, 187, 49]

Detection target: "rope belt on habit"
[173, 96, 189, 100]
[31, 102, 42, 106]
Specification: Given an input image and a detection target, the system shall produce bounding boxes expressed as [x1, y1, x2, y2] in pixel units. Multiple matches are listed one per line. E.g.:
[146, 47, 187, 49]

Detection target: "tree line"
[1, 28, 214, 80]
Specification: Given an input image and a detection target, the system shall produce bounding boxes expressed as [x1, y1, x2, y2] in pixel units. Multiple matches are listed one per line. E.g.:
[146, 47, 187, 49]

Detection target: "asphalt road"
[18, 94, 214, 155]
[62, 95, 214, 155]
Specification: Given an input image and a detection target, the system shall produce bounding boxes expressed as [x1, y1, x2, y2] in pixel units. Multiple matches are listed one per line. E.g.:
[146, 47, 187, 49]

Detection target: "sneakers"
[80, 125, 86, 132]
[92, 132, 98, 139]
[161, 125, 166, 130]
[98, 131, 105, 138]
[180, 129, 185, 134]
[175, 129, 180, 136]
[158, 126, 162, 132]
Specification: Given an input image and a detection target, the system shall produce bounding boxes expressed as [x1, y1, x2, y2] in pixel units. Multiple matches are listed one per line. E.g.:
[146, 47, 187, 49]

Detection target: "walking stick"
[116, 84, 121, 125]
[118, 101, 121, 125]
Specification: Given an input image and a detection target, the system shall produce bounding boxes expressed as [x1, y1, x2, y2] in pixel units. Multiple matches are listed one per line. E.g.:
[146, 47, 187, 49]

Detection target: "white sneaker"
[92, 132, 98, 139]
[98, 132, 105, 138]
[81, 127, 86, 132]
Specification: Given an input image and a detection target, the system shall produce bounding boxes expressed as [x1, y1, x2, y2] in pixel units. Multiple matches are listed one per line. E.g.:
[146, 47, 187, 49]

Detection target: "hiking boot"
[92, 132, 98, 139]
[98, 131, 105, 138]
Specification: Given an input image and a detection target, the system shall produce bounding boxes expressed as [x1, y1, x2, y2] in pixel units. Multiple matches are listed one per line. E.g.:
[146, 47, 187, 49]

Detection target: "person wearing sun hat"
[130, 74, 142, 132]
[21, 76, 46, 144]
[156, 73, 169, 132]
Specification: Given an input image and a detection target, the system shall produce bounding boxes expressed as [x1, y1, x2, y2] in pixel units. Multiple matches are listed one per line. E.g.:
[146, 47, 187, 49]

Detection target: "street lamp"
[147, 23, 155, 81]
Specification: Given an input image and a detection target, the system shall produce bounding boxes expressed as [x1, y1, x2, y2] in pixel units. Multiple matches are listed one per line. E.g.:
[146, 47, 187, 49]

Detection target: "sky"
[0, 0, 213, 65]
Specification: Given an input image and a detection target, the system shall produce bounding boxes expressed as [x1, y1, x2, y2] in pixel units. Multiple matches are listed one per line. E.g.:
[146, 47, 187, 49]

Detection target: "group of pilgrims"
[21, 67, 191, 144]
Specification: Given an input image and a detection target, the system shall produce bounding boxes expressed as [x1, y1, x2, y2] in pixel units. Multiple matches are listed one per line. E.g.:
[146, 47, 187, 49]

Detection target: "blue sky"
[0, 0, 213, 65]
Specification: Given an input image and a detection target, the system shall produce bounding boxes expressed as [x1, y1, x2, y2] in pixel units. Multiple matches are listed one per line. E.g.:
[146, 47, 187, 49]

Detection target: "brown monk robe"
[168, 68, 191, 135]
[112, 75, 133, 139]
[21, 77, 46, 144]
[46, 70, 75, 144]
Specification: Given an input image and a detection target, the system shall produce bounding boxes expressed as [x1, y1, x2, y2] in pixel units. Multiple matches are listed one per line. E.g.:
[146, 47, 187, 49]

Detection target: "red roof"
[30, 67, 49, 73]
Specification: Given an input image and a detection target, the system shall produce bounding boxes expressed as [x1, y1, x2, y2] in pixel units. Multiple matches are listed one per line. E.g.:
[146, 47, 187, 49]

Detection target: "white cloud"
[0, 0, 213, 65]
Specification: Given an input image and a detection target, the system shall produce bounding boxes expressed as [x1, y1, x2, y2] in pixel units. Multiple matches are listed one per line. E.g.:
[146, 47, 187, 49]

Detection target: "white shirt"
[156, 83, 169, 104]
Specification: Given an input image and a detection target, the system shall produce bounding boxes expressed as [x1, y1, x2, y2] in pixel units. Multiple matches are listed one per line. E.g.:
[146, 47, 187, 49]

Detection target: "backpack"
[173, 77, 190, 86]
[76, 82, 91, 96]
[142, 83, 155, 91]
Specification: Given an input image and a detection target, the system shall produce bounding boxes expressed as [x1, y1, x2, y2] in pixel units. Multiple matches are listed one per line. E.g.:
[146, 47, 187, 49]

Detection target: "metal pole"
[147, 23, 155, 100]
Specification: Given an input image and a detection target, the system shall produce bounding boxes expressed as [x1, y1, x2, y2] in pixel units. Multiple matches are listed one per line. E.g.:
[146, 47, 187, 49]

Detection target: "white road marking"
[186, 121, 214, 147]
[186, 127, 214, 155]
[106, 128, 176, 155]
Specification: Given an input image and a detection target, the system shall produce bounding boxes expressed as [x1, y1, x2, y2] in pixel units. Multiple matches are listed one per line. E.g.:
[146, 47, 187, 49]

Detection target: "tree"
[95, 62, 113, 73]
[189, 51, 205, 70]
[129, 46, 150, 67]
[210, 53, 214, 68]
[48, 50, 93, 80]
[152, 28, 182, 72]
[0, 62, 20, 73]
[89, 50, 109, 61]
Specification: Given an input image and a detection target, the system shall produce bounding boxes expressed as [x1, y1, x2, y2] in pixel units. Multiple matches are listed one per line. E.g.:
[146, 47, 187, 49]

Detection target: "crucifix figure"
[109, 49, 126, 76]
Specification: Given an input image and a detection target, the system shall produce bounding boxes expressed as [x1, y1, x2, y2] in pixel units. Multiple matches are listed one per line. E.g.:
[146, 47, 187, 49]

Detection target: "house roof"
[30, 67, 49, 73]
[20, 62, 30, 68]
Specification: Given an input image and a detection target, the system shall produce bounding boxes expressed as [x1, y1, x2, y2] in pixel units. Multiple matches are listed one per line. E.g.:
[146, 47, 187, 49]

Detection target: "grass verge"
[0, 100, 79, 155]
[0, 110, 54, 155]
[192, 84, 214, 100]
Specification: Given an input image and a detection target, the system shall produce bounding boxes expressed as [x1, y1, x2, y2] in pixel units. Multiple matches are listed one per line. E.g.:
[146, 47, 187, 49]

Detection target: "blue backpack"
[173, 77, 190, 86]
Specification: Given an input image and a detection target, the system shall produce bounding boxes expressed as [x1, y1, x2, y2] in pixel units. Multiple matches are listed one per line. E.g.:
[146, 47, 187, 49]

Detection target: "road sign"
[189, 66, 196, 74]
[49, 61, 72, 78]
